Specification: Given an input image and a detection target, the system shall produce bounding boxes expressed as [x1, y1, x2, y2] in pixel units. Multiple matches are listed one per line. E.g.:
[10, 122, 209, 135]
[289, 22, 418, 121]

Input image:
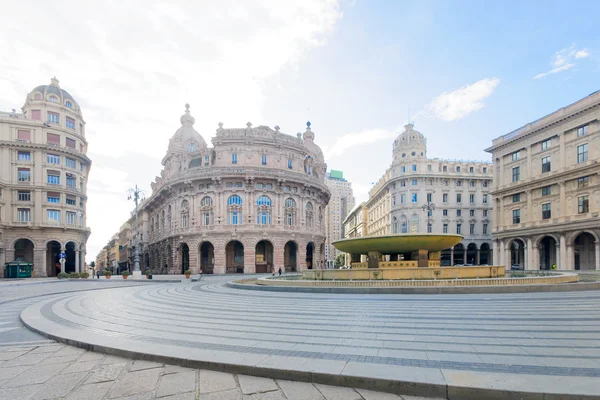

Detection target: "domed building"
[0, 78, 91, 277]
[137, 106, 330, 274]
[363, 122, 494, 266]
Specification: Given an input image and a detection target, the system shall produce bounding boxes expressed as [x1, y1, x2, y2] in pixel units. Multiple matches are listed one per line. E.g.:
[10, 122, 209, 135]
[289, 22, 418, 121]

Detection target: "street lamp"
[422, 196, 436, 233]
[127, 185, 145, 278]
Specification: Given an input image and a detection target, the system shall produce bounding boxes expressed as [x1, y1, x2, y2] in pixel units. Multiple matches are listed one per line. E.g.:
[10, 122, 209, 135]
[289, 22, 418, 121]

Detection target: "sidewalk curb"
[226, 281, 600, 294]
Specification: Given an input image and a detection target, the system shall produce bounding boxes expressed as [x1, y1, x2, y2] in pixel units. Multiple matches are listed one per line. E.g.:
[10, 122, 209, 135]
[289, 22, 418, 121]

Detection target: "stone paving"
[19, 275, 600, 398]
[0, 343, 428, 400]
[0, 278, 410, 400]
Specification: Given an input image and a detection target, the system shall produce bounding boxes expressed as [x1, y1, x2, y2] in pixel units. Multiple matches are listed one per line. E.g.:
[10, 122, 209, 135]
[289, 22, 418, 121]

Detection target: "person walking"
[97, 269, 101, 279]
[278, 267, 282, 276]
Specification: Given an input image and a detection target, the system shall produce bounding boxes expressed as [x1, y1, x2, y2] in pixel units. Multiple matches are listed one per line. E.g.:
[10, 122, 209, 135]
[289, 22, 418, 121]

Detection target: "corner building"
[366, 123, 494, 266]
[141, 105, 330, 274]
[0, 78, 91, 277]
[486, 91, 600, 270]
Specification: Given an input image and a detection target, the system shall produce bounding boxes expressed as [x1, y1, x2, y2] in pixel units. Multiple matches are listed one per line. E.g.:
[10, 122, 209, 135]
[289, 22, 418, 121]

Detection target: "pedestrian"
[97, 269, 101, 279]
[271, 267, 275, 277]
[278, 267, 282, 276]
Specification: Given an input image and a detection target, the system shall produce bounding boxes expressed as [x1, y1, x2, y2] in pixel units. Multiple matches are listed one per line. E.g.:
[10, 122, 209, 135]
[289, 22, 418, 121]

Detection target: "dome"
[28, 77, 79, 108]
[392, 123, 427, 161]
[168, 104, 207, 152]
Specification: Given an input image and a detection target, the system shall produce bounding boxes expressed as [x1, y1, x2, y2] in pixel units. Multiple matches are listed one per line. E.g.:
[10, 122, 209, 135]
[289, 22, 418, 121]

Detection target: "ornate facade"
[366, 123, 494, 266]
[486, 91, 600, 270]
[138, 105, 330, 274]
[0, 78, 91, 277]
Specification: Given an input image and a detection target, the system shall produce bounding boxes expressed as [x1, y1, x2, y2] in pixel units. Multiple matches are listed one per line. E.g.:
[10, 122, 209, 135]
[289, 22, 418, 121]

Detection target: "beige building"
[116, 106, 330, 274]
[342, 202, 368, 266]
[324, 170, 355, 267]
[486, 91, 600, 270]
[0, 78, 91, 277]
[366, 123, 494, 266]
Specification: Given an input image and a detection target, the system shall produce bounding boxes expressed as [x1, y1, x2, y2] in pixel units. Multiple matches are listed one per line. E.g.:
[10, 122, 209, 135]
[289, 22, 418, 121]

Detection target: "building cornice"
[0, 140, 92, 164]
[486, 91, 600, 153]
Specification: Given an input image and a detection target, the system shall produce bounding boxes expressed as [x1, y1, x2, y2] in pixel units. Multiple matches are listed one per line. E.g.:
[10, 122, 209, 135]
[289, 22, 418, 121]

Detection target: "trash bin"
[148, 274, 152, 279]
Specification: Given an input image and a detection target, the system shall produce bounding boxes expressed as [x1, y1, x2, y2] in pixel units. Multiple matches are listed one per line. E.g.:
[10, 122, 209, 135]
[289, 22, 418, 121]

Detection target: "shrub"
[144, 269, 152, 275]
[184, 269, 192, 275]
[57, 272, 69, 279]
[80, 272, 90, 279]
[122, 271, 131, 276]
[69, 272, 80, 279]
[103, 270, 112, 277]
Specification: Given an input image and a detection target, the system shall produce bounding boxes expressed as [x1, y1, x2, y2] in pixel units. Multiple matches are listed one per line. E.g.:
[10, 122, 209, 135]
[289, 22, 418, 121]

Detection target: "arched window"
[256, 195, 271, 206]
[227, 195, 242, 225]
[306, 202, 313, 228]
[188, 142, 197, 152]
[228, 195, 242, 206]
[49, 96, 58, 103]
[200, 196, 213, 225]
[393, 217, 398, 234]
[256, 195, 272, 225]
[285, 198, 296, 226]
[180, 201, 190, 229]
[411, 214, 419, 233]
[65, 101, 72, 108]
[201, 196, 213, 207]
[34, 93, 42, 100]
[401, 216, 408, 233]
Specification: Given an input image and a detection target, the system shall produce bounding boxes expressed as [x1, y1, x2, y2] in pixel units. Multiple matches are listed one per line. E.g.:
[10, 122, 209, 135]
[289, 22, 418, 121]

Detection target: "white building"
[324, 170, 355, 267]
[366, 123, 494, 266]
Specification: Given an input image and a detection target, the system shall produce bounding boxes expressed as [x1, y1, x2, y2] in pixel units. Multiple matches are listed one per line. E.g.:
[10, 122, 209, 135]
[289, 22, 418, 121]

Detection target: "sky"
[1, 0, 599, 262]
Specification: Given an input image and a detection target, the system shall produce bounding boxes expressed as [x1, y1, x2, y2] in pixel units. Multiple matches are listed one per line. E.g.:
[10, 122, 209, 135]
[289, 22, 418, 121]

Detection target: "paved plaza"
[0, 278, 407, 400]
[17, 275, 600, 399]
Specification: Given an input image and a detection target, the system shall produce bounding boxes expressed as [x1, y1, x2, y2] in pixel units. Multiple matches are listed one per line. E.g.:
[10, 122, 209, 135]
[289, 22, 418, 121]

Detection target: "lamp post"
[422, 196, 436, 233]
[127, 185, 145, 278]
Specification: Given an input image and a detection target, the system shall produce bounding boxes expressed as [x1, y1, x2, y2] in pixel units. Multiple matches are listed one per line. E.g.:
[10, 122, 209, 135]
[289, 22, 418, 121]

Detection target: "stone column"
[526, 144, 532, 179]
[417, 249, 428, 268]
[213, 242, 226, 275]
[559, 131, 565, 171]
[189, 245, 199, 274]
[595, 241, 600, 270]
[368, 251, 380, 269]
[499, 199, 504, 230]
[504, 247, 511, 270]
[450, 248, 454, 266]
[499, 240, 505, 267]
[463, 249, 467, 264]
[34, 248, 47, 277]
[532, 244, 539, 270]
[476, 249, 480, 265]
[566, 244, 574, 271]
[0, 249, 5, 278]
[492, 240, 498, 266]
[75, 250, 80, 273]
[244, 245, 255, 274]
[526, 190, 533, 223]
[526, 238, 533, 270]
[559, 182, 566, 218]
[559, 235, 567, 270]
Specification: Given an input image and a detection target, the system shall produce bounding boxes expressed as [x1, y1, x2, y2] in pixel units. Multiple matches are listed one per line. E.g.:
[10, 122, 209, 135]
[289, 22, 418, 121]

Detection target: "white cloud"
[425, 78, 500, 122]
[575, 49, 590, 59]
[533, 64, 575, 80]
[323, 128, 398, 159]
[0, 0, 342, 261]
[534, 44, 590, 79]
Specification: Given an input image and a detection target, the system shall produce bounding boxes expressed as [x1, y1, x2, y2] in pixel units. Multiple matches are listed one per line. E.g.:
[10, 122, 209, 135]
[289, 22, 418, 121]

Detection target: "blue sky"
[1, 0, 599, 260]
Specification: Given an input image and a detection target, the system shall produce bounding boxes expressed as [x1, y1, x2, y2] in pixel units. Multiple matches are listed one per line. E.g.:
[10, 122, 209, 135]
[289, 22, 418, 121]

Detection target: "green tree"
[334, 253, 345, 267]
